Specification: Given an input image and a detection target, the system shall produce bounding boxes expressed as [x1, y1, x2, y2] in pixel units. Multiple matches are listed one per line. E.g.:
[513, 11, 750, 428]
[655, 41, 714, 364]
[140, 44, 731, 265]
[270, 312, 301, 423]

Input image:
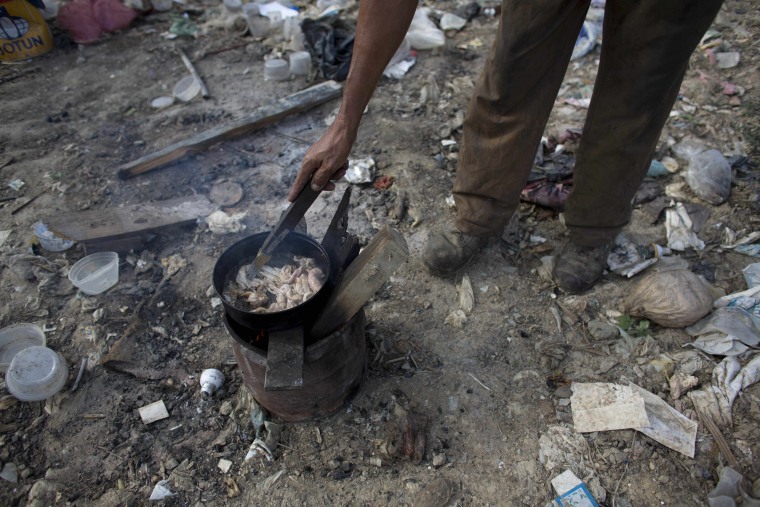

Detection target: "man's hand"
[288, 116, 355, 202]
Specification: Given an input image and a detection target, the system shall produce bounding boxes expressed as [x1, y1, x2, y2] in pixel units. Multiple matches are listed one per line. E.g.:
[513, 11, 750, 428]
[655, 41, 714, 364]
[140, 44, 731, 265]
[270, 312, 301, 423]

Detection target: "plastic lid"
[6, 346, 68, 401]
[151, 96, 175, 109]
[0, 323, 46, 373]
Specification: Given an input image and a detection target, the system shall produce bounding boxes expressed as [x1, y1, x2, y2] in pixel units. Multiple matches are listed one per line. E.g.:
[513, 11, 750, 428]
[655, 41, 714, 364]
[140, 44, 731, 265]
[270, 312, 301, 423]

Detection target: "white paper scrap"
[570, 383, 650, 432]
[139, 400, 170, 424]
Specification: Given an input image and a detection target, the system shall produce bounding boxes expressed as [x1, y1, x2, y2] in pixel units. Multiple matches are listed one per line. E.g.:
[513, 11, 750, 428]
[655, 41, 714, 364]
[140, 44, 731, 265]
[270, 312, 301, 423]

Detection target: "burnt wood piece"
[43, 195, 216, 243]
[310, 226, 408, 339]
[264, 327, 304, 391]
[117, 80, 343, 179]
[230, 309, 366, 422]
[321, 186, 352, 277]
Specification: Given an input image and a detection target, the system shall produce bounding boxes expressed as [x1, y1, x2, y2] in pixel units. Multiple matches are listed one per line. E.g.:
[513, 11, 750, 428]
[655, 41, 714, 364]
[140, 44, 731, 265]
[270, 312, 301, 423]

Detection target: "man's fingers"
[289, 159, 319, 201]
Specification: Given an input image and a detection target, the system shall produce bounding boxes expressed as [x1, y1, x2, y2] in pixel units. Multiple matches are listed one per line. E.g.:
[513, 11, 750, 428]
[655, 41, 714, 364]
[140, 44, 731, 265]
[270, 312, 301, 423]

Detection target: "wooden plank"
[311, 226, 408, 339]
[264, 327, 304, 391]
[117, 80, 343, 179]
[44, 194, 216, 242]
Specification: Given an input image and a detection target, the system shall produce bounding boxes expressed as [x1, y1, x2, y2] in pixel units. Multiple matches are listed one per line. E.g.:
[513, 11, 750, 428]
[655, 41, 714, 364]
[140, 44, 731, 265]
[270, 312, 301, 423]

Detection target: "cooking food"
[225, 255, 326, 313]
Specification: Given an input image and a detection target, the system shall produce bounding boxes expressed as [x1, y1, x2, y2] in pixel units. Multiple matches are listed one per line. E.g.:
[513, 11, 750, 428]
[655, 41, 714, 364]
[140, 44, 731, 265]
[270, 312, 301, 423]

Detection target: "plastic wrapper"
[406, 8, 445, 50]
[57, 0, 102, 43]
[685, 149, 732, 205]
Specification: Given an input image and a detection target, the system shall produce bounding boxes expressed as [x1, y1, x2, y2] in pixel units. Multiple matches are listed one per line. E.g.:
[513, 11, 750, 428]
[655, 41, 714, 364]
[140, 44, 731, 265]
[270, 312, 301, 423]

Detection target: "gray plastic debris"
[149, 479, 175, 500]
[0, 462, 18, 483]
[607, 235, 660, 278]
[707, 467, 760, 507]
[743, 263, 760, 288]
[715, 52, 740, 69]
[439, 12, 467, 31]
[688, 354, 760, 427]
[686, 307, 760, 356]
[685, 149, 732, 205]
[406, 8, 445, 50]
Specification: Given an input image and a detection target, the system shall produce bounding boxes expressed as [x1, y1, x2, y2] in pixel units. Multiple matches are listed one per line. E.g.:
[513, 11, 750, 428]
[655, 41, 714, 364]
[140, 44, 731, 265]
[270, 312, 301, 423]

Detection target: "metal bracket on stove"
[321, 187, 359, 277]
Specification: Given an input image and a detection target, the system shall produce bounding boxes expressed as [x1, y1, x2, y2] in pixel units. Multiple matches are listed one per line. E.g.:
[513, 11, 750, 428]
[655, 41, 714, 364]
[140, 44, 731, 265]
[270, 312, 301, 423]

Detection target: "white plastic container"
[68, 252, 119, 295]
[6, 346, 68, 401]
[0, 323, 46, 373]
[289, 51, 311, 76]
[264, 59, 289, 81]
[33, 222, 74, 251]
[173, 75, 201, 102]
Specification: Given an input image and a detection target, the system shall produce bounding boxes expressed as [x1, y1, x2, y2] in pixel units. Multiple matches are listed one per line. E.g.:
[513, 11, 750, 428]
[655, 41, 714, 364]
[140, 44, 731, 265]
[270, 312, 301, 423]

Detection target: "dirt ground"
[1, 0, 759, 505]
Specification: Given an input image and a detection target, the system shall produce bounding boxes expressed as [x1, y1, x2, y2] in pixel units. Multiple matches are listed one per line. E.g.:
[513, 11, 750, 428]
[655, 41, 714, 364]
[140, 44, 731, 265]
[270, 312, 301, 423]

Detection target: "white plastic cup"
[246, 13, 270, 38]
[173, 75, 201, 102]
[0, 323, 46, 373]
[289, 51, 311, 76]
[68, 252, 119, 295]
[151, 0, 173, 11]
[6, 346, 68, 401]
[223, 0, 242, 13]
[264, 59, 289, 81]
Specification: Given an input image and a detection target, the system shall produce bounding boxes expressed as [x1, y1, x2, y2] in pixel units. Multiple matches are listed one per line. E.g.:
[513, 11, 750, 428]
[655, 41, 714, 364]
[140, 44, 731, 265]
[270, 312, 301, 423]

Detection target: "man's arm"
[288, 0, 418, 201]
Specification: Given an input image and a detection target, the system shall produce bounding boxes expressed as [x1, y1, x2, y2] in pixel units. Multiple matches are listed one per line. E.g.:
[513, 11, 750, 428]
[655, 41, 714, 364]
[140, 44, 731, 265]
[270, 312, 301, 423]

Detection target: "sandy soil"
[0, 1, 758, 506]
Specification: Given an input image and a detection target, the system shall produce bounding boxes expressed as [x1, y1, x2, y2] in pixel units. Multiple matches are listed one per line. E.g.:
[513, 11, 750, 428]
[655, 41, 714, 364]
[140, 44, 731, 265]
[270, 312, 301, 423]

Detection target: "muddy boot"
[422, 226, 487, 274]
[553, 242, 611, 293]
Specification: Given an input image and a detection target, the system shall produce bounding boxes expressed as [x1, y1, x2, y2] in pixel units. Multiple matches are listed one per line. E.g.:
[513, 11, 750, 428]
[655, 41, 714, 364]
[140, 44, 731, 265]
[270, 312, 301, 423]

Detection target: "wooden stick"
[177, 47, 210, 98]
[117, 80, 343, 180]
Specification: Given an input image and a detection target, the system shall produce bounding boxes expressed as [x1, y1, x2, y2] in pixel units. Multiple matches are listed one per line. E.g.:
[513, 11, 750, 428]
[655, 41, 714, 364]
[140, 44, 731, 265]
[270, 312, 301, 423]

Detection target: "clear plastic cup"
[6, 346, 68, 401]
[173, 75, 201, 102]
[68, 252, 119, 295]
[264, 59, 289, 81]
[0, 323, 46, 373]
[33, 222, 74, 251]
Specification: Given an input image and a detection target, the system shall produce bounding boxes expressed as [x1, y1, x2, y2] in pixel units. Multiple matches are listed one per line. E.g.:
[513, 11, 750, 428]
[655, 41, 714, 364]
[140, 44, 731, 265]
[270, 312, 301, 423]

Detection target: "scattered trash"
[744, 263, 760, 288]
[439, 12, 467, 31]
[257, 1, 298, 20]
[345, 157, 375, 184]
[520, 174, 573, 211]
[206, 210, 247, 234]
[571, 382, 698, 457]
[261, 469, 286, 490]
[68, 252, 120, 295]
[606, 235, 662, 278]
[264, 58, 290, 81]
[414, 478, 455, 507]
[8, 179, 24, 191]
[623, 269, 713, 328]
[289, 51, 311, 76]
[406, 8, 445, 50]
[551, 469, 600, 507]
[0, 0, 53, 62]
[647, 159, 670, 178]
[458, 275, 474, 314]
[200, 368, 224, 396]
[302, 17, 355, 81]
[685, 149, 732, 205]
[139, 400, 170, 424]
[150, 96, 175, 109]
[372, 175, 394, 190]
[445, 195, 456, 208]
[571, 20, 601, 60]
[707, 467, 760, 507]
[0, 323, 46, 373]
[444, 309, 467, 328]
[149, 479, 174, 500]
[169, 14, 200, 38]
[0, 462, 18, 483]
[32, 222, 74, 251]
[6, 346, 69, 402]
[173, 75, 201, 102]
[245, 420, 282, 461]
[665, 203, 705, 251]
[715, 51, 741, 69]
[688, 354, 760, 427]
[217, 458, 232, 474]
[686, 307, 760, 356]
[0, 230, 10, 247]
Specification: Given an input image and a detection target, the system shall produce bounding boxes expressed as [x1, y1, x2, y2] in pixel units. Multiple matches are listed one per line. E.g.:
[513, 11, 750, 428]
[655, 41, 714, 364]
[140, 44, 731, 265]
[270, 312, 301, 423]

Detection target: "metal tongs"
[251, 184, 322, 272]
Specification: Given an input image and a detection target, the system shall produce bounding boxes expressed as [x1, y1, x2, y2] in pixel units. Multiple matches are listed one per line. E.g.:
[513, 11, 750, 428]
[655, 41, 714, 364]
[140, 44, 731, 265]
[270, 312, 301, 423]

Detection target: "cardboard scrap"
[571, 382, 698, 457]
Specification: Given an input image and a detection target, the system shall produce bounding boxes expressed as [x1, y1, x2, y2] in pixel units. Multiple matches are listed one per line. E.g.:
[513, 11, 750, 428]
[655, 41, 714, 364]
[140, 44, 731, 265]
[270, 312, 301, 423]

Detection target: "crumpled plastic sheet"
[205, 210, 247, 234]
[302, 17, 355, 81]
[666, 202, 705, 251]
[345, 157, 375, 184]
[686, 307, 760, 356]
[406, 7, 445, 50]
[688, 353, 760, 427]
[707, 467, 760, 507]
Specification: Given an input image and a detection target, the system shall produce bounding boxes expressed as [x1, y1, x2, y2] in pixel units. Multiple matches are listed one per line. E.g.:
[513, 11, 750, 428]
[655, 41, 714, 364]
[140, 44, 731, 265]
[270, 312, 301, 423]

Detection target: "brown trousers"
[454, 0, 724, 246]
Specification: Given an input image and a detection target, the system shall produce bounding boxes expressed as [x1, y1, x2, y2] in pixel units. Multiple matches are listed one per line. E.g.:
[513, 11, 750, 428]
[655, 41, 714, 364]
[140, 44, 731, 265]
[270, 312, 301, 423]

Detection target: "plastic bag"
[685, 149, 732, 205]
[406, 7, 444, 50]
